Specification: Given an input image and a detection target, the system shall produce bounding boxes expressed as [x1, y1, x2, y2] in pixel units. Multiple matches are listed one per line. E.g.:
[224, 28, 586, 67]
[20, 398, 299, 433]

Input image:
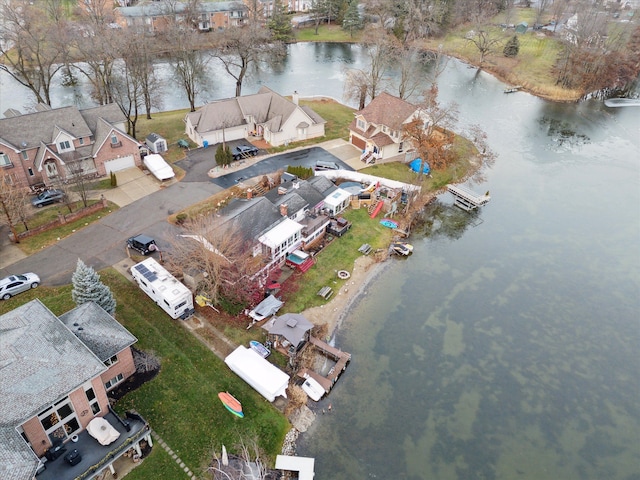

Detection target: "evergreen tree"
[503, 35, 520, 58]
[215, 145, 225, 167]
[268, 1, 294, 43]
[342, 0, 363, 38]
[71, 259, 117, 315]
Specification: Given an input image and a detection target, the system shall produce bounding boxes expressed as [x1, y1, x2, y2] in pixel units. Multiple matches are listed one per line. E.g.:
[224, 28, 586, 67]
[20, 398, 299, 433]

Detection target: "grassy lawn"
[135, 109, 193, 163]
[15, 201, 119, 255]
[295, 24, 363, 43]
[0, 270, 290, 478]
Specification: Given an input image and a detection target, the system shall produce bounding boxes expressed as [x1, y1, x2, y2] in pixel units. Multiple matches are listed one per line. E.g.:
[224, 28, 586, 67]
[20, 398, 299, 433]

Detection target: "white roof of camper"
[132, 258, 191, 303]
[323, 188, 350, 208]
[258, 218, 302, 249]
[224, 346, 290, 402]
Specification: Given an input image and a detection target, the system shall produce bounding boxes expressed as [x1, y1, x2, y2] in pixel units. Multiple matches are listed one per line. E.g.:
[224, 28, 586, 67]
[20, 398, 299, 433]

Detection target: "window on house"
[21, 151, 28, 160]
[398, 142, 404, 153]
[105, 373, 124, 390]
[382, 125, 388, 133]
[110, 134, 118, 144]
[104, 354, 118, 366]
[38, 397, 80, 443]
[0, 153, 11, 167]
[28, 168, 34, 176]
[85, 386, 101, 415]
[59, 140, 71, 151]
[79, 137, 84, 145]
[356, 119, 365, 130]
[45, 161, 58, 177]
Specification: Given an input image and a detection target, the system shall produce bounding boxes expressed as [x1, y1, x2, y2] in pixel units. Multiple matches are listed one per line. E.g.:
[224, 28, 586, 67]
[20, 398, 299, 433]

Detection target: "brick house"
[0, 103, 142, 189]
[348, 92, 425, 163]
[115, 1, 248, 33]
[0, 300, 151, 480]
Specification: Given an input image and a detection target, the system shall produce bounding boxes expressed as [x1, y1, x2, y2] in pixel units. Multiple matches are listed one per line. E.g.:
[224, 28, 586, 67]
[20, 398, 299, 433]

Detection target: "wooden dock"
[296, 336, 352, 393]
[447, 184, 491, 211]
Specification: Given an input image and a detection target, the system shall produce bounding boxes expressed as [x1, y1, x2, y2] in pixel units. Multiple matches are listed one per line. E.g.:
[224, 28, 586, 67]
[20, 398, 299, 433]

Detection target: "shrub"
[504, 35, 520, 58]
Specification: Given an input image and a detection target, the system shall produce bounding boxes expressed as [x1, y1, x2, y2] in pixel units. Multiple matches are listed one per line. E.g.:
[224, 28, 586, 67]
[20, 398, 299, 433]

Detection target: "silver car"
[0, 273, 40, 300]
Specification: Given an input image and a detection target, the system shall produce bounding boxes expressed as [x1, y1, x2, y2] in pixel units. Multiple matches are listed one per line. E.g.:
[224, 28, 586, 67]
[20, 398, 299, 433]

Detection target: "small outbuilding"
[515, 22, 528, 34]
[146, 133, 168, 154]
[264, 313, 314, 357]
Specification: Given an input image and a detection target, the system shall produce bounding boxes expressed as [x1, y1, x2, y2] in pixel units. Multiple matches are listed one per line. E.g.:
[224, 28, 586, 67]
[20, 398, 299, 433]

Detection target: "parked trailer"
[131, 258, 195, 320]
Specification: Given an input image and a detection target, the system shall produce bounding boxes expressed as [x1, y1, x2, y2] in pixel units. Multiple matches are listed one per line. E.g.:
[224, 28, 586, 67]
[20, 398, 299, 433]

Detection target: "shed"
[224, 346, 290, 402]
[264, 313, 314, 355]
[322, 188, 351, 216]
[515, 22, 528, 34]
[146, 133, 168, 154]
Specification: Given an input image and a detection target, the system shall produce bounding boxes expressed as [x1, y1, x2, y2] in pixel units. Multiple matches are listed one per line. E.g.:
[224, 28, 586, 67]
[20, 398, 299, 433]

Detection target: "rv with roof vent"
[131, 258, 195, 320]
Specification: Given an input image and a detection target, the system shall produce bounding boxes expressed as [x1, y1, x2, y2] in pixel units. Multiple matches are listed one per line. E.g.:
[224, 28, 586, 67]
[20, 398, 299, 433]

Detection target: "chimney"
[280, 204, 288, 217]
[292, 91, 299, 106]
[278, 186, 287, 195]
[246, 188, 252, 199]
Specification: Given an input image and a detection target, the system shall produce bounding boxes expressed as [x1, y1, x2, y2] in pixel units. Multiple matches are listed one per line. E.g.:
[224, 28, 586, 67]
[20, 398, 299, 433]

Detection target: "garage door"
[104, 155, 135, 174]
[350, 135, 366, 150]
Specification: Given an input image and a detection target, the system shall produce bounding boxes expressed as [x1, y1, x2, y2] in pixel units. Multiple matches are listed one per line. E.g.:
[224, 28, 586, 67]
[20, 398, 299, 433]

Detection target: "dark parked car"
[232, 144, 259, 161]
[126, 234, 158, 255]
[31, 189, 65, 208]
[0, 273, 40, 300]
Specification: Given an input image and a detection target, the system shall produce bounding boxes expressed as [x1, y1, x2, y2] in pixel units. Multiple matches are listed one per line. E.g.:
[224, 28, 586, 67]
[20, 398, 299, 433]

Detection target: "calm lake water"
[2, 43, 638, 480]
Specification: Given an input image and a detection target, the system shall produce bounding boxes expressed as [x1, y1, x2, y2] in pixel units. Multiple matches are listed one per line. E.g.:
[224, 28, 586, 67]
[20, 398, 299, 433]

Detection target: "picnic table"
[317, 286, 334, 300]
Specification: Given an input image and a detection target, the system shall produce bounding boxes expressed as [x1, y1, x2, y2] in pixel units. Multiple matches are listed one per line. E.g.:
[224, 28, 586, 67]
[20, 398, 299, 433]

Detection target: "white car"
[0, 273, 40, 300]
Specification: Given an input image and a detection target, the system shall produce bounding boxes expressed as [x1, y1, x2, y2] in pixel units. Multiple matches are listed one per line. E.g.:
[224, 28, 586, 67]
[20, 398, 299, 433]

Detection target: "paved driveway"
[178, 146, 354, 189]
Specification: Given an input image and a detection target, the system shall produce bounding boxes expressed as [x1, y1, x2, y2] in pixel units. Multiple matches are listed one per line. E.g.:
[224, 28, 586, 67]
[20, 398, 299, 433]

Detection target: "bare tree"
[343, 67, 369, 110]
[396, 46, 425, 100]
[209, 25, 279, 97]
[403, 84, 460, 171]
[0, 0, 68, 105]
[362, 29, 396, 102]
[535, 0, 553, 26]
[464, 28, 504, 66]
[166, 216, 263, 309]
[0, 176, 31, 242]
[64, 158, 94, 208]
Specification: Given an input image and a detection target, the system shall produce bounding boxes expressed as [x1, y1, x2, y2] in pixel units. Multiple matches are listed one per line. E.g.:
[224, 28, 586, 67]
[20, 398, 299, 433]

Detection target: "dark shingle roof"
[59, 302, 137, 362]
[355, 92, 418, 130]
[0, 427, 37, 480]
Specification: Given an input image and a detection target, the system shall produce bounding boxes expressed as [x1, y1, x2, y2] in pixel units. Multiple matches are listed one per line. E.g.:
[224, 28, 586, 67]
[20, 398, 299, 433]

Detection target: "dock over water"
[298, 336, 352, 393]
[447, 184, 491, 211]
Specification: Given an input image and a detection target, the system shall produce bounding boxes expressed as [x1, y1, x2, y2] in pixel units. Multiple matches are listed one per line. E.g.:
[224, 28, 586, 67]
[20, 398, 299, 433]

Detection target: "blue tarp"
[409, 158, 430, 174]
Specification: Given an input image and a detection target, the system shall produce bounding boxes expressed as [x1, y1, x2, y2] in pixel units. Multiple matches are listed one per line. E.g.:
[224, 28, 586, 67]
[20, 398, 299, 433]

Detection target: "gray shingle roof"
[0, 427, 37, 480]
[117, 1, 246, 17]
[265, 313, 313, 347]
[307, 175, 338, 197]
[219, 196, 284, 242]
[186, 86, 324, 136]
[0, 300, 106, 426]
[59, 302, 137, 362]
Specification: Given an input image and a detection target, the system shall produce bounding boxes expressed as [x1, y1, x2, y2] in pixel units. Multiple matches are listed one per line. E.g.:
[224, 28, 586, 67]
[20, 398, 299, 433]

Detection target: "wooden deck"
[297, 336, 351, 393]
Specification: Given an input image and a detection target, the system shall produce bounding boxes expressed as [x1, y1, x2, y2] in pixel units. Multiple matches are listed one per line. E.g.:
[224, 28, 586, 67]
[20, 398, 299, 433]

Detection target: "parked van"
[131, 258, 194, 320]
[314, 160, 340, 171]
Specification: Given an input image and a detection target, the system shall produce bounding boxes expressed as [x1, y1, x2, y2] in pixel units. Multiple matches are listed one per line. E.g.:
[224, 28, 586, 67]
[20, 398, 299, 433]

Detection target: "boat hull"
[249, 340, 271, 358]
[218, 392, 244, 418]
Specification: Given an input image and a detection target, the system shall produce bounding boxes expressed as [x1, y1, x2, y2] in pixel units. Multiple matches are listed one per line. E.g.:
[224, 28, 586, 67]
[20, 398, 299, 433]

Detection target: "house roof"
[353, 92, 418, 130]
[59, 302, 138, 362]
[117, 1, 246, 17]
[186, 86, 325, 136]
[258, 218, 303, 249]
[0, 427, 37, 480]
[265, 313, 313, 347]
[219, 196, 284, 243]
[78, 103, 126, 132]
[307, 175, 338, 197]
[0, 300, 107, 426]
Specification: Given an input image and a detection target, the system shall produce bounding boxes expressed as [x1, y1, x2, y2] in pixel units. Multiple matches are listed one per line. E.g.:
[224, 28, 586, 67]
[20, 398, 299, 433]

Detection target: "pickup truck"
[232, 144, 259, 161]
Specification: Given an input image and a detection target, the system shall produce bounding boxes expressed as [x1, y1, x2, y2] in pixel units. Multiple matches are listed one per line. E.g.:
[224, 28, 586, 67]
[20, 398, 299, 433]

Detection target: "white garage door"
[104, 155, 135, 174]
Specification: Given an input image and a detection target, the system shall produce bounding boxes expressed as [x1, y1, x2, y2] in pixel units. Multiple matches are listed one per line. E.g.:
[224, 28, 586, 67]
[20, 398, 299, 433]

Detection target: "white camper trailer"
[131, 258, 195, 320]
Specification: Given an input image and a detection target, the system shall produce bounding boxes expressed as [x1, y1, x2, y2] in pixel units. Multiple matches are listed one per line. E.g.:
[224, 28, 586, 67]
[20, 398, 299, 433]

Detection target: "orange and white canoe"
[218, 392, 244, 418]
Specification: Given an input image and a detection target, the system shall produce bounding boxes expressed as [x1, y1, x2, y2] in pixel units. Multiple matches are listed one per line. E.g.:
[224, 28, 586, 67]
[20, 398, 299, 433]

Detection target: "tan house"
[184, 87, 326, 148]
[0, 103, 142, 189]
[348, 92, 424, 163]
[0, 300, 151, 480]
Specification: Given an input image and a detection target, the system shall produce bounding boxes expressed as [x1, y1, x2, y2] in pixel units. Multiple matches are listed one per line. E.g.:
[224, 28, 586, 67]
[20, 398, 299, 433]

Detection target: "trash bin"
[64, 449, 82, 466]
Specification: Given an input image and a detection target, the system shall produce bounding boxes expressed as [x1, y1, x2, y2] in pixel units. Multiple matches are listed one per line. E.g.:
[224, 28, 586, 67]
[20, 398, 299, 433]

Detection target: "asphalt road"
[0, 180, 223, 286]
[1, 147, 352, 286]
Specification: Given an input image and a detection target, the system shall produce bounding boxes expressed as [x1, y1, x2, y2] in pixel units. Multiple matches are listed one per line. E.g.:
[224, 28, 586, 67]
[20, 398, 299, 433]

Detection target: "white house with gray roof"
[184, 87, 326, 148]
[0, 300, 150, 480]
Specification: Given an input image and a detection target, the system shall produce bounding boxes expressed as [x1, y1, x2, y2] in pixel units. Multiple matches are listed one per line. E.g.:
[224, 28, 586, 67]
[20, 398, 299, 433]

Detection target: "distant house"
[115, 1, 247, 33]
[348, 92, 423, 163]
[0, 103, 142, 189]
[145, 133, 167, 154]
[184, 87, 326, 148]
[0, 300, 151, 480]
